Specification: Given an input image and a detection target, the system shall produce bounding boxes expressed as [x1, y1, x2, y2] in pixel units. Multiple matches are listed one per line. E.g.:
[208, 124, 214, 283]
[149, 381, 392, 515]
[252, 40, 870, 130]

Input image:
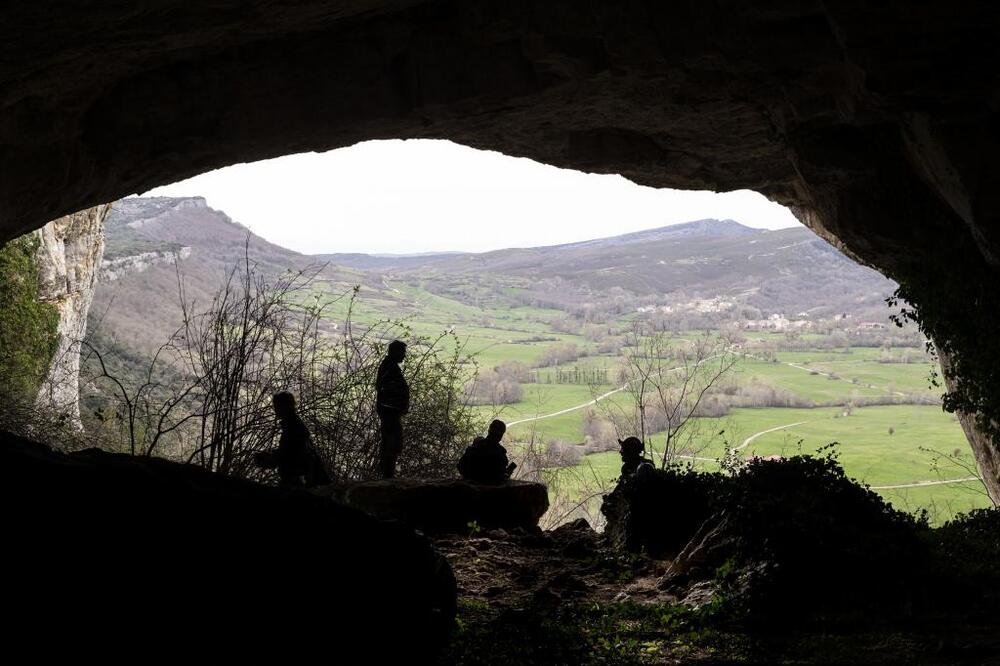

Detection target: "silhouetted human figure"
[458, 419, 517, 484]
[619, 437, 654, 477]
[255, 392, 331, 487]
[376, 340, 410, 479]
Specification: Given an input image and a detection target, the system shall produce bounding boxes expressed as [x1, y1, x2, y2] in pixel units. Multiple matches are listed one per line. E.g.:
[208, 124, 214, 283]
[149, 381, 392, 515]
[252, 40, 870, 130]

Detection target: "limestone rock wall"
[100, 246, 191, 282]
[33, 204, 113, 424]
[939, 349, 1000, 505]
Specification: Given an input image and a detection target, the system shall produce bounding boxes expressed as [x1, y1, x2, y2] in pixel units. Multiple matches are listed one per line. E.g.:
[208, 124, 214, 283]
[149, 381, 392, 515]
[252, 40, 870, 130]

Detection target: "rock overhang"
[4, 1, 1000, 500]
[0, 1, 995, 273]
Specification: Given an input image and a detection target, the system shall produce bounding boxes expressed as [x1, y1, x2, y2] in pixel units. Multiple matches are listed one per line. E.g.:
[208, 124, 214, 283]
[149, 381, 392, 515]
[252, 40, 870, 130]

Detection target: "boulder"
[1, 432, 456, 661]
[320, 478, 549, 534]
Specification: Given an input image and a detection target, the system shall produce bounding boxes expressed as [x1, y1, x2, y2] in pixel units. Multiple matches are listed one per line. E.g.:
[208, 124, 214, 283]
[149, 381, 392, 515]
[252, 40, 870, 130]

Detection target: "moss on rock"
[0, 235, 60, 399]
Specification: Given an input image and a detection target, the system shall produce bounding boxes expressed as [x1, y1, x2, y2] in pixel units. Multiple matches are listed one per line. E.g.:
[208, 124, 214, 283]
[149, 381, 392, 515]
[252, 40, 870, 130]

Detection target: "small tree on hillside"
[594, 326, 740, 467]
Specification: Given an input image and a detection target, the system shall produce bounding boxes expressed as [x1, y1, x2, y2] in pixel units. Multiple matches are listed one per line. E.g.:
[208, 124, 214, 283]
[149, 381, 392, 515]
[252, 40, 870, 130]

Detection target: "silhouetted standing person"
[255, 392, 331, 487]
[376, 340, 409, 478]
[458, 419, 517, 484]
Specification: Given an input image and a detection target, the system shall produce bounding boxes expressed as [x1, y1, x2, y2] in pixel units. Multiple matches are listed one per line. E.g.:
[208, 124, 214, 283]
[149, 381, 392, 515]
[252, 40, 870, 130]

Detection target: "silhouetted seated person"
[458, 419, 517, 484]
[254, 392, 331, 488]
[619, 437, 654, 477]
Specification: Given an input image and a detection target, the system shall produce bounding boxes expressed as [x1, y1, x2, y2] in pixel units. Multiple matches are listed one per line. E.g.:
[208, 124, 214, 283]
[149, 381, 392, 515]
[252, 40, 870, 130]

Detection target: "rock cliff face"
[32, 204, 113, 424]
[99, 246, 191, 282]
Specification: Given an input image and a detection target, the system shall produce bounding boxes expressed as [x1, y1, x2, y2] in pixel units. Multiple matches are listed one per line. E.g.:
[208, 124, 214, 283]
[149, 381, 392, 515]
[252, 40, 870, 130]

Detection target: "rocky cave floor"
[432, 522, 1000, 665]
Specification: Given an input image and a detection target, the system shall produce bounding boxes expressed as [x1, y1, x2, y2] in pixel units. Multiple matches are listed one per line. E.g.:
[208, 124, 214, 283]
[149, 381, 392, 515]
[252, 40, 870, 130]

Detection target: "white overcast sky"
[143, 139, 800, 255]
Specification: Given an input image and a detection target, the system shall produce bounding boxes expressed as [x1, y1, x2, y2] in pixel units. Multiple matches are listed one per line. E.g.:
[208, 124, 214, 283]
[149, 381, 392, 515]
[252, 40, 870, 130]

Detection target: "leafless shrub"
[534, 342, 582, 368]
[83, 243, 482, 481]
[919, 445, 990, 499]
[463, 368, 524, 405]
[593, 326, 741, 467]
[582, 408, 619, 452]
[0, 391, 99, 452]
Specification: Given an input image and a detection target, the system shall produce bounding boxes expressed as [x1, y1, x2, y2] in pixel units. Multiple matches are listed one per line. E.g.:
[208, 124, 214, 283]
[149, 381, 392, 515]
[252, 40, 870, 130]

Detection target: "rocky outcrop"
[320, 478, 550, 534]
[32, 204, 113, 424]
[940, 349, 1000, 504]
[2, 430, 456, 660]
[100, 246, 191, 282]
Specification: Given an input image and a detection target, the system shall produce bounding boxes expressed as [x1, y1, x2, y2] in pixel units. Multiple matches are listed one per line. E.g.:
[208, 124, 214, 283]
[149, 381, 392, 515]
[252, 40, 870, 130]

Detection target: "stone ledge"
[316, 478, 549, 534]
[1, 432, 456, 660]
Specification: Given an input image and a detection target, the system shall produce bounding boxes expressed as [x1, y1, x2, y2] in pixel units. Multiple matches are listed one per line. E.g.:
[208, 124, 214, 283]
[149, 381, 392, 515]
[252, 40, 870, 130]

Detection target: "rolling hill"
[347, 219, 897, 318]
[90, 197, 399, 355]
[89, 197, 898, 359]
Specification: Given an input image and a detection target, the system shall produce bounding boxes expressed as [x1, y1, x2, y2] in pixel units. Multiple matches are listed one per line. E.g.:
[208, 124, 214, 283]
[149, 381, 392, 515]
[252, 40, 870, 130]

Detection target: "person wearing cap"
[618, 436, 654, 477]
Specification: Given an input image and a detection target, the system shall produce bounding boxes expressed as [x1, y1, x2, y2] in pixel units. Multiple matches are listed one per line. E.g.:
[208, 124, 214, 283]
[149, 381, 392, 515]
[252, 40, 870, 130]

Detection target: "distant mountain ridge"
[311, 219, 760, 270]
[92, 197, 897, 357]
[310, 251, 466, 271]
[91, 196, 386, 354]
[545, 218, 758, 251]
[374, 218, 894, 318]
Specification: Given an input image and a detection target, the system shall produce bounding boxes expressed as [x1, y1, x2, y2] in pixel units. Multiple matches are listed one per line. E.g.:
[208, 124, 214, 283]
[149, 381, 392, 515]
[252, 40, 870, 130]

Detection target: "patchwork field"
[305, 274, 993, 524]
[94, 198, 995, 526]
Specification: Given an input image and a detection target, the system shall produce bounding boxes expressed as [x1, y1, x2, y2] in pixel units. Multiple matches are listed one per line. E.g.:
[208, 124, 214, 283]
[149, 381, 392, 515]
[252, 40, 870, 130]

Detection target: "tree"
[464, 368, 523, 405]
[84, 243, 482, 481]
[594, 326, 740, 467]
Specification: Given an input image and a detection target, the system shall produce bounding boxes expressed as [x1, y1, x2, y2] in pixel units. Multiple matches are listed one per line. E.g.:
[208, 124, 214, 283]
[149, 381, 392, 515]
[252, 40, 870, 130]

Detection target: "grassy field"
[317, 276, 990, 524]
[553, 405, 991, 524]
[736, 358, 891, 402]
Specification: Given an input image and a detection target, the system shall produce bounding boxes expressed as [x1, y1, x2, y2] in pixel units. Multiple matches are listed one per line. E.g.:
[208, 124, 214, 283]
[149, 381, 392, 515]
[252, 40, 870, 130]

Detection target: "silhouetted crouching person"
[376, 340, 410, 479]
[619, 437, 654, 477]
[458, 419, 517, 484]
[255, 392, 331, 487]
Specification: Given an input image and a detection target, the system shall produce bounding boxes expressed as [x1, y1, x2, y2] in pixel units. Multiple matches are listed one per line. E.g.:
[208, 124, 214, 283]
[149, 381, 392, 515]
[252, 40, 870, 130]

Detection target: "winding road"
[506, 384, 629, 426]
[507, 348, 981, 490]
[507, 351, 726, 427]
[737, 421, 809, 450]
[870, 476, 981, 490]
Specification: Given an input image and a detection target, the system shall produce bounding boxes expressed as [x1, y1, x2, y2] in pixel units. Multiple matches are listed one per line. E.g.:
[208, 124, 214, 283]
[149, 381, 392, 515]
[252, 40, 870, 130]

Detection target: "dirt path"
[507, 384, 628, 426]
[870, 476, 981, 490]
[737, 421, 810, 451]
[782, 361, 907, 397]
[508, 352, 726, 427]
[510, 350, 977, 490]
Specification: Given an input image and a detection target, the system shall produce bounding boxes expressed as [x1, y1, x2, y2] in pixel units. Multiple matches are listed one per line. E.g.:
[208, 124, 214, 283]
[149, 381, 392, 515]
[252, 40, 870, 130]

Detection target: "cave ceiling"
[2, 0, 999, 278]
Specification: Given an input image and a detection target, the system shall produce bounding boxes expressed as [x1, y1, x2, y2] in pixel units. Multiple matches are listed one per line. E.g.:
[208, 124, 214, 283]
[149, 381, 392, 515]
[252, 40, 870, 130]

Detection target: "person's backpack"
[458, 440, 506, 484]
[457, 446, 477, 479]
[304, 445, 331, 486]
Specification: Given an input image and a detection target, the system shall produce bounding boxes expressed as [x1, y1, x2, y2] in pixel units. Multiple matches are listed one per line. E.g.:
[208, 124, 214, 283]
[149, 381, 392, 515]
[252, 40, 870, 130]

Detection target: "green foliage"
[602, 452, 928, 624]
[889, 278, 1000, 442]
[102, 229, 183, 260]
[0, 235, 60, 399]
[442, 600, 742, 665]
[926, 507, 1000, 598]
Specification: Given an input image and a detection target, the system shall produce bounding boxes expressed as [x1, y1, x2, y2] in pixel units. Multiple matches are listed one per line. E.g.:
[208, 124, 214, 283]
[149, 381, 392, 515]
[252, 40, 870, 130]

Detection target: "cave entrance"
[4, 1, 999, 513]
[54, 139, 982, 526]
[5, 6, 1000, 657]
